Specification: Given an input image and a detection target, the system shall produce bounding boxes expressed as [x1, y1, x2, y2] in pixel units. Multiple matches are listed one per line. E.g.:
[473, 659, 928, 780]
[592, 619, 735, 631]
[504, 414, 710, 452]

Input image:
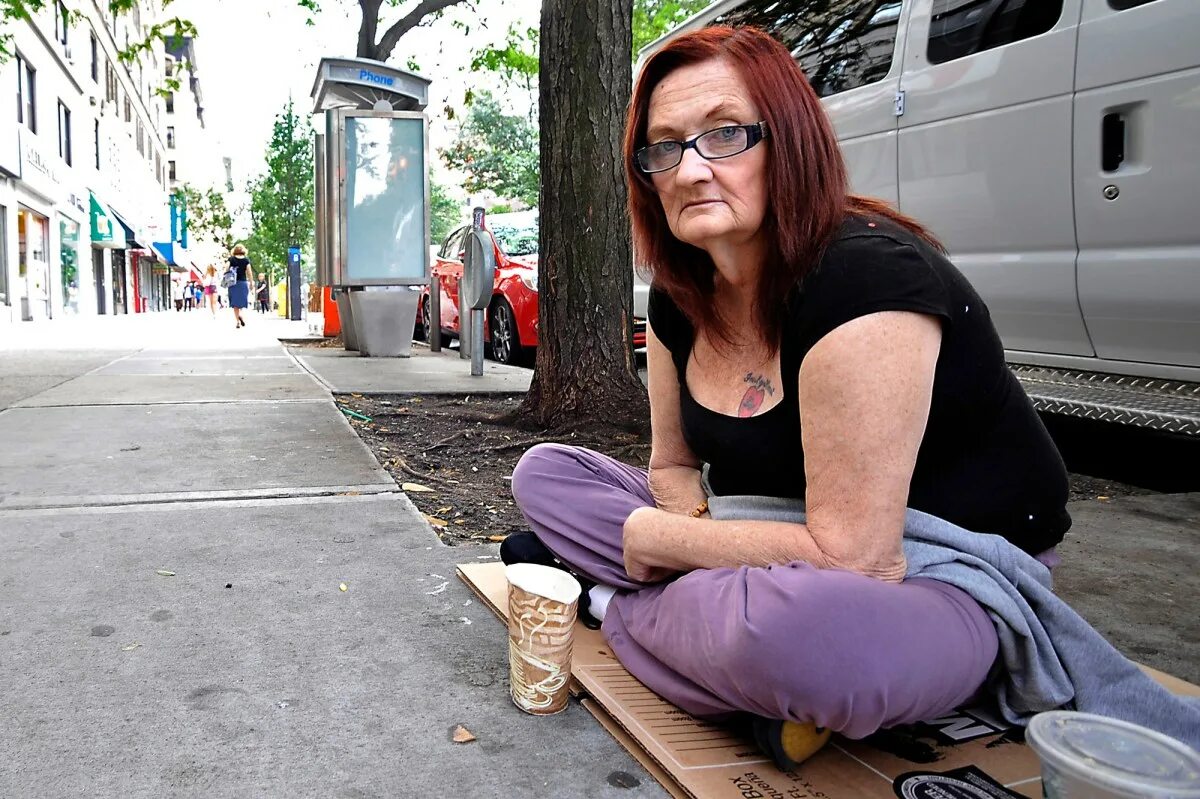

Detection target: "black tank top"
[648, 214, 1071, 556]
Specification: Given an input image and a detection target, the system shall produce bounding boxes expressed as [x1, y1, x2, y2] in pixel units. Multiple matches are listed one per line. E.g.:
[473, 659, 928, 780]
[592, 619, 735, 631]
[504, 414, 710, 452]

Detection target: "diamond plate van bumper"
[1013, 366, 1200, 437]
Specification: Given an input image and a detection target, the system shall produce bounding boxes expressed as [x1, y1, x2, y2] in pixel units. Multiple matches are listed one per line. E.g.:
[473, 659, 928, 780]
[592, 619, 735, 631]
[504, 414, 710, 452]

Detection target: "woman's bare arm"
[625, 310, 942, 583]
[645, 324, 709, 515]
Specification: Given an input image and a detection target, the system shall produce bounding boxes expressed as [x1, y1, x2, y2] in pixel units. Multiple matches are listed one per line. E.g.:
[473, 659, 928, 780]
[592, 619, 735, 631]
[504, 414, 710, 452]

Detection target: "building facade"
[0, 0, 188, 323]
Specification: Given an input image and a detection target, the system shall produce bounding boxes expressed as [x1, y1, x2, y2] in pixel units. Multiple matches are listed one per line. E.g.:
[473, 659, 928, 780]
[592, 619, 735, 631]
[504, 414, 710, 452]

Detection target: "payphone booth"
[312, 58, 431, 356]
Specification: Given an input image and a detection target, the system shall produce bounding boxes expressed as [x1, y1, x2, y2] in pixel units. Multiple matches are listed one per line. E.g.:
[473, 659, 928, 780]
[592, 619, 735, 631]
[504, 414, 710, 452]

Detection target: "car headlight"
[518, 272, 538, 292]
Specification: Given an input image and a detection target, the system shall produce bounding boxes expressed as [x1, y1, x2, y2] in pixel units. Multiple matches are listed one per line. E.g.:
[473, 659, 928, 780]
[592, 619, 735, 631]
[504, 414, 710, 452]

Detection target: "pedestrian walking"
[227, 244, 253, 329]
[255, 273, 270, 314]
[172, 278, 185, 312]
[183, 280, 195, 311]
[203, 265, 219, 317]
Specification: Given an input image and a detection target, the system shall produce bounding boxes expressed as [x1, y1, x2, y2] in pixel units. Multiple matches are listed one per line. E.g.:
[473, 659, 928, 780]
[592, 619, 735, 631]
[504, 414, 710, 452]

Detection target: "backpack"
[221, 268, 236, 288]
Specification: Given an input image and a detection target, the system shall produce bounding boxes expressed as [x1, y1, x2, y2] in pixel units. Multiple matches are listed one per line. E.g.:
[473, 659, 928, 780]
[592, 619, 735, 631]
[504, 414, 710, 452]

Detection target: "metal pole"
[429, 284, 442, 352]
[458, 276, 470, 360]
[470, 308, 484, 376]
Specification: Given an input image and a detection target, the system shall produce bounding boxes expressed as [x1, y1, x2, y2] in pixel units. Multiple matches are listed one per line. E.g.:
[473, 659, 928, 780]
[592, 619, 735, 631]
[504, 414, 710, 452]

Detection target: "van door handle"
[1101, 113, 1125, 172]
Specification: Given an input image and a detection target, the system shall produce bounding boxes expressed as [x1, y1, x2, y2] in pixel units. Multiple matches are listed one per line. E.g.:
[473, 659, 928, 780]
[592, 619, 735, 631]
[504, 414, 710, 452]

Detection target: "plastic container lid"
[1027, 711, 1200, 797]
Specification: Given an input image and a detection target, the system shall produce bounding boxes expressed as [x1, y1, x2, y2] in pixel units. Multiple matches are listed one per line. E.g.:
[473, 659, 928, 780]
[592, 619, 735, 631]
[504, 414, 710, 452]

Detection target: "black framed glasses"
[635, 121, 769, 174]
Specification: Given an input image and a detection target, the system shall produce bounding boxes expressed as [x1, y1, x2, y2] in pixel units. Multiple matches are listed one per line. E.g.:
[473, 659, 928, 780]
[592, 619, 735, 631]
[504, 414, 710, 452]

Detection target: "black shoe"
[500, 532, 603, 630]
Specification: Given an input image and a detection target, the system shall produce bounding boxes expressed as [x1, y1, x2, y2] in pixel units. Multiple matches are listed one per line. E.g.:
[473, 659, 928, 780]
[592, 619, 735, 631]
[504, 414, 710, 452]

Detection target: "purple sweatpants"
[511, 443, 1001, 739]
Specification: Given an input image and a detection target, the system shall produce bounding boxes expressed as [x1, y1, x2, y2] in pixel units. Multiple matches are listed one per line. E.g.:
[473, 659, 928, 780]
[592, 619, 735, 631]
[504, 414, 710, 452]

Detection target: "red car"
[420, 210, 646, 364]
[420, 211, 540, 365]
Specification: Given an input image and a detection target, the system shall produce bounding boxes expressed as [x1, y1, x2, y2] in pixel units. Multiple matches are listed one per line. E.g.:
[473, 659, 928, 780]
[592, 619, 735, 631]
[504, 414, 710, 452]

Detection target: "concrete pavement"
[291, 345, 533, 395]
[1, 311, 1196, 798]
[0, 311, 664, 798]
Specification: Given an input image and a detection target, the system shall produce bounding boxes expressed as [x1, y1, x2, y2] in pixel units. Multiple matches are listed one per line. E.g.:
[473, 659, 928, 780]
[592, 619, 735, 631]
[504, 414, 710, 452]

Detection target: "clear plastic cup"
[1027, 711, 1200, 798]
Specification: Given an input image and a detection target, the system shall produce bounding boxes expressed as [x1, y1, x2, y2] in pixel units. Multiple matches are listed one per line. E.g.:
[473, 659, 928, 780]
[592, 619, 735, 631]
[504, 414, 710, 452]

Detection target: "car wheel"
[489, 299, 527, 366]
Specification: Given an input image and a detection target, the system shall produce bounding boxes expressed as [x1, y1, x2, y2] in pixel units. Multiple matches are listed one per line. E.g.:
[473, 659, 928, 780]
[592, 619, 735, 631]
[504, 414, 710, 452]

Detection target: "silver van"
[640, 0, 1200, 434]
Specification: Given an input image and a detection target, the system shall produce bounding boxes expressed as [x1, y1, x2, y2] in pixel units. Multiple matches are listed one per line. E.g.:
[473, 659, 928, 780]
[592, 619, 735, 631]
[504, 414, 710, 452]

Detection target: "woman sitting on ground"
[505, 26, 1074, 767]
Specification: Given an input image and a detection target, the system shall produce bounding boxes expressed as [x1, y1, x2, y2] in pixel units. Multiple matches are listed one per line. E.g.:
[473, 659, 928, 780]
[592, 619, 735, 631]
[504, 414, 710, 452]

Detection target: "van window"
[714, 0, 903, 98]
[928, 0, 1063, 65]
[1108, 0, 1156, 8]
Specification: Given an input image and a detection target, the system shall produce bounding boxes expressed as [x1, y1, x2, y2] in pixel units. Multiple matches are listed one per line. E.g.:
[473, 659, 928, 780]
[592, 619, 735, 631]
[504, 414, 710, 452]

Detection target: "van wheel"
[488, 299, 529, 366]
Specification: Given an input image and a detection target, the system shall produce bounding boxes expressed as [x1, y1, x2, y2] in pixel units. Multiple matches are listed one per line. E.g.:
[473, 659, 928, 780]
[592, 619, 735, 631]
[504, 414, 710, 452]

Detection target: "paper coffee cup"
[505, 563, 583, 716]
[1027, 711, 1200, 798]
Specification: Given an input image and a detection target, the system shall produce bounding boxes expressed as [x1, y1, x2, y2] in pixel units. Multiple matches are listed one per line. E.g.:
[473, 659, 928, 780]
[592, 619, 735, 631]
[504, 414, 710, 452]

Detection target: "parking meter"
[461, 207, 494, 376]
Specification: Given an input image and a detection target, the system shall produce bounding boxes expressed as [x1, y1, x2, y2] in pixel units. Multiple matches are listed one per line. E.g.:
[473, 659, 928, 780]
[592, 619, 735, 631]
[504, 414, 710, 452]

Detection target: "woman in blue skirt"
[227, 243, 253, 328]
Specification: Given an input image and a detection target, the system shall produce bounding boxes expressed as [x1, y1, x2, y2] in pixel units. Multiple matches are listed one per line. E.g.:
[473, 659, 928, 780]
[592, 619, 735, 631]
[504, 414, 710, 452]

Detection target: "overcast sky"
[169, 0, 539, 223]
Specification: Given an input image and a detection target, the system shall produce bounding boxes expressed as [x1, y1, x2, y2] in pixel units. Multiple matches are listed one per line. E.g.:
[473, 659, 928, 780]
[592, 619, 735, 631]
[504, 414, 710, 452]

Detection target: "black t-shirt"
[648, 214, 1071, 555]
[230, 257, 251, 283]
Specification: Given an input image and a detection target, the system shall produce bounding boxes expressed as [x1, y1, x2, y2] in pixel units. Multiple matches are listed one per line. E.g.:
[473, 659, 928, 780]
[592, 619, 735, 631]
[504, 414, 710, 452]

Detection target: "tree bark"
[356, 0, 383, 58]
[520, 0, 648, 431]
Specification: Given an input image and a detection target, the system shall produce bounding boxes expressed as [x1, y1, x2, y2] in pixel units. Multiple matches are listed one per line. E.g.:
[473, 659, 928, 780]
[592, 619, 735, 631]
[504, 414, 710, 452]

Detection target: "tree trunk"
[520, 0, 648, 431]
[356, 0, 382, 59]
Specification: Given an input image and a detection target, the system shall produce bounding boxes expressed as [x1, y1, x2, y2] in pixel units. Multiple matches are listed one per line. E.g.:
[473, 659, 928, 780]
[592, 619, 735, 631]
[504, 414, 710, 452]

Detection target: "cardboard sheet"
[458, 562, 1199, 799]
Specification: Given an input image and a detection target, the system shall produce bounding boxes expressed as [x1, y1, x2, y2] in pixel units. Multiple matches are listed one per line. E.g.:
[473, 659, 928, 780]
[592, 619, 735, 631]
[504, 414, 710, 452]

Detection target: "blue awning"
[152, 242, 176, 265]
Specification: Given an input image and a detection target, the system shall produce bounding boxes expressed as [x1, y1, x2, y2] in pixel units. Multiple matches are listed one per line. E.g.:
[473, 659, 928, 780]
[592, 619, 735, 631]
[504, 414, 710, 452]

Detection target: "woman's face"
[645, 59, 768, 258]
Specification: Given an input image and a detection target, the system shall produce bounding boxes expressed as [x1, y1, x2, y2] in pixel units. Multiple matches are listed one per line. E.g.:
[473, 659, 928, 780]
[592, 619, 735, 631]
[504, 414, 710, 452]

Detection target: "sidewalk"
[0, 312, 665, 798]
[1, 312, 1196, 797]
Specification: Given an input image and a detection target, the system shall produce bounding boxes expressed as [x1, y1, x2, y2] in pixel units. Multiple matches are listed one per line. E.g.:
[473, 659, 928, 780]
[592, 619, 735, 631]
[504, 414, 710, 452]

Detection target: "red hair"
[625, 26, 940, 352]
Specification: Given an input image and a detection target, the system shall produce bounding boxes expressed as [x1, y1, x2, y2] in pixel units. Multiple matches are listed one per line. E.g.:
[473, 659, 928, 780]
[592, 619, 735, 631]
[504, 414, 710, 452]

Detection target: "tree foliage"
[632, 0, 709, 56]
[429, 178, 463, 245]
[174, 183, 234, 253]
[441, 92, 539, 208]
[246, 100, 314, 283]
[1, 0, 196, 94]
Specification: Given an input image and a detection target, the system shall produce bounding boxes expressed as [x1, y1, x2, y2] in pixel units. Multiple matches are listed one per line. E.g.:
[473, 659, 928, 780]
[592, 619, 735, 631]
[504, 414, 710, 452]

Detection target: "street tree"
[295, 0, 469, 63]
[441, 92, 539, 208]
[174, 183, 235, 254]
[430, 178, 465, 244]
[246, 100, 314, 284]
[520, 0, 647, 429]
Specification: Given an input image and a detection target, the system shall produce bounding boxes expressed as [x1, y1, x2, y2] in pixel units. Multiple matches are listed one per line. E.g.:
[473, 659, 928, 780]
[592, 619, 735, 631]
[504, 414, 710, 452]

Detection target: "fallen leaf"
[339, 583, 348, 592]
[487, 535, 507, 543]
[402, 482, 435, 493]
[1097, 495, 1110, 501]
[424, 515, 448, 527]
[435, 506, 453, 515]
[380, 447, 390, 453]
[155, 570, 176, 577]
[351, 393, 363, 398]
[453, 520, 466, 525]
[337, 491, 362, 496]
[451, 725, 476, 744]
[121, 643, 141, 652]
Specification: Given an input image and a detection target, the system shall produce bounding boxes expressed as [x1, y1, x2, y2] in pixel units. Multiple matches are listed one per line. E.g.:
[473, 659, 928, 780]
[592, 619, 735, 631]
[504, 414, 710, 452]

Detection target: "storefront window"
[0, 206, 8, 306]
[59, 215, 81, 314]
[18, 207, 51, 320]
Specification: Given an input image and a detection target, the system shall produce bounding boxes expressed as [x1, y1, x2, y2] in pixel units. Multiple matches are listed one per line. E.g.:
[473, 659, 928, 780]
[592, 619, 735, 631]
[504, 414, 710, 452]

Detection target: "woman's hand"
[623, 506, 679, 584]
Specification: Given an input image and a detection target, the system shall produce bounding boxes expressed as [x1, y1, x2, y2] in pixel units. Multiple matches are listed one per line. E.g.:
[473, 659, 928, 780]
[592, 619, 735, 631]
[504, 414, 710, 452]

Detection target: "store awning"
[108, 206, 149, 249]
[152, 242, 176, 265]
[89, 193, 123, 249]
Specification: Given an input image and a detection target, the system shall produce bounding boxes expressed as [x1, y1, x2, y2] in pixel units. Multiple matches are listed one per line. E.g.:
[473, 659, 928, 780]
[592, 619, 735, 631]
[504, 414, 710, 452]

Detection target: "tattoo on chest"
[738, 372, 775, 417]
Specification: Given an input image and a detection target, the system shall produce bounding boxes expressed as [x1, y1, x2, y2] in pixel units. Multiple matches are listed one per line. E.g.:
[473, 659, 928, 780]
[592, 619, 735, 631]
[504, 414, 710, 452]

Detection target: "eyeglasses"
[635, 121, 768, 175]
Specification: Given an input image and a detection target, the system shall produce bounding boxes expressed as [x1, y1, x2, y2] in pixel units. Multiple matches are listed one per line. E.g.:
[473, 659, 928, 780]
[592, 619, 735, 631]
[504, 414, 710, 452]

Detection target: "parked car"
[638, 0, 1200, 434]
[420, 211, 648, 364]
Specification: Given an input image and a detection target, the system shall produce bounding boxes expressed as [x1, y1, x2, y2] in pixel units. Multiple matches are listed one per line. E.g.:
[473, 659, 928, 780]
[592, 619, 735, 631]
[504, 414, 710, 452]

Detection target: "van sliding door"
[896, 0, 1092, 358]
[1073, 0, 1200, 368]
